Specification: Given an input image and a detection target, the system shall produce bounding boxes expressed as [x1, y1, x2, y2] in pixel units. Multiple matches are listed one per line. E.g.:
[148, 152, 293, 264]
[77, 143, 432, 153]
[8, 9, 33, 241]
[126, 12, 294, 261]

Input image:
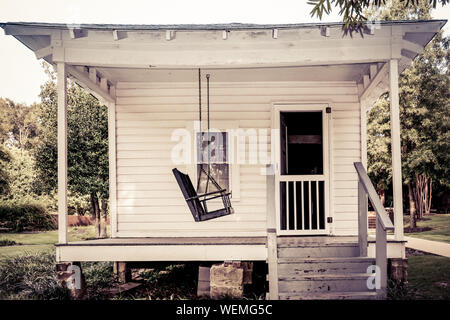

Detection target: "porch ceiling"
[94, 63, 372, 83]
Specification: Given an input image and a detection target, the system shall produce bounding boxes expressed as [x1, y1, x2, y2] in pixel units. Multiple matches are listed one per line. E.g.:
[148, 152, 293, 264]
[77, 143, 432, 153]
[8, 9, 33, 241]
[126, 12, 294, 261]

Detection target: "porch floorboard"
[55, 237, 268, 262]
[56, 236, 267, 246]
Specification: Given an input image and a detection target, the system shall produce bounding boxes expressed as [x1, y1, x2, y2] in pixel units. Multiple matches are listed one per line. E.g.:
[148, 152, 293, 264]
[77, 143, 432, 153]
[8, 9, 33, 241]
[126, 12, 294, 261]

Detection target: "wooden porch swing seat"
[172, 70, 234, 222]
[172, 168, 233, 222]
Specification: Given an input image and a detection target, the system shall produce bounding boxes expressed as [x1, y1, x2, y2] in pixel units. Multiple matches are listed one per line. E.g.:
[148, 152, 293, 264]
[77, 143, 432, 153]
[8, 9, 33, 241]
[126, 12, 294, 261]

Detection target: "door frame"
[271, 103, 332, 235]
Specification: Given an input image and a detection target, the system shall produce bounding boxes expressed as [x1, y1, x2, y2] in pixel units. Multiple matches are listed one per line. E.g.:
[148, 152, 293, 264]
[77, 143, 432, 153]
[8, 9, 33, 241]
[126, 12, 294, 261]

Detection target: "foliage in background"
[0, 63, 108, 236]
[365, 1, 449, 228]
[1, 147, 36, 200]
[308, 0, 449, 31]
[0, 197, 56, 232]
[0, 145, 10, 196]
[34, 63, 109, 237]
[0, 98, 42, 151]
[367, 95, 392, 205]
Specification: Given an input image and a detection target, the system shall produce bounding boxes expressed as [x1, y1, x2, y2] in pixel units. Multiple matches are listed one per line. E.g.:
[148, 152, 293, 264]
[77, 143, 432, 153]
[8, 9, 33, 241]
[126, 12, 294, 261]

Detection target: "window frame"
[186, 120, 240, 201]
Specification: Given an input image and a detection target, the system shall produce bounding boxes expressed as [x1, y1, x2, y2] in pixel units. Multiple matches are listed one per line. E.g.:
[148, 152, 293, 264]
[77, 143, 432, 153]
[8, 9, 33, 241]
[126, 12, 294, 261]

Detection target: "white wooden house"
[1, 20, 445, 299]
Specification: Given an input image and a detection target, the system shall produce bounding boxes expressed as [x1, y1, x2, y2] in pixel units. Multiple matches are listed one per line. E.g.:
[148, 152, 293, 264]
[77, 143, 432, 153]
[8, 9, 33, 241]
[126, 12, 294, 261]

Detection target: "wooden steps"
[276, 237, 377, 300]
[278, 257, 374, 274]
[279, 291, 378, 300]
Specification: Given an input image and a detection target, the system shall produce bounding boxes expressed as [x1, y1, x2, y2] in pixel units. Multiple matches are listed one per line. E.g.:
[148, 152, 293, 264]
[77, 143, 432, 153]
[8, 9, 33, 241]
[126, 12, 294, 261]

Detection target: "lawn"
[0, 226, 109, 259]
[407, 254, 450, 299]
[404, 214, 450, 243]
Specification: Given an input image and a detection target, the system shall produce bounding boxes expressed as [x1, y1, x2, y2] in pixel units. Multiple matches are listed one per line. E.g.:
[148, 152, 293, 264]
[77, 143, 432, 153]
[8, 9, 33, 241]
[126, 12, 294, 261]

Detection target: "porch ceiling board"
[97, 64, 371, 83]
[57, 43, 392, 69]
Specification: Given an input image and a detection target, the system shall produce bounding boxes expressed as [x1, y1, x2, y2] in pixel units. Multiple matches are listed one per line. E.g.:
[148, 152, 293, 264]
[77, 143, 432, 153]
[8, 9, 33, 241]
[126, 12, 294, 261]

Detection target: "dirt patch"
[0, 239, 21, 246]
[406, 247, 437, 257]
[404, 226, 432, 233]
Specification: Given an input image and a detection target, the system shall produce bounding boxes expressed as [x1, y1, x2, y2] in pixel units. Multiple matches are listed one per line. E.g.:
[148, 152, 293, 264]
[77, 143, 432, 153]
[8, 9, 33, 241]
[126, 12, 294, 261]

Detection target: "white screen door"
[274, 105, 330, 235]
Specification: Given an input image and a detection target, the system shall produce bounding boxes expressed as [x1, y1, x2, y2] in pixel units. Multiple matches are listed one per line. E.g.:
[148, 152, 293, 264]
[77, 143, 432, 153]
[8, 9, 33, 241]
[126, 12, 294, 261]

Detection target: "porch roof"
[1, 19, 446, 108]
[1, 19, 446, 31]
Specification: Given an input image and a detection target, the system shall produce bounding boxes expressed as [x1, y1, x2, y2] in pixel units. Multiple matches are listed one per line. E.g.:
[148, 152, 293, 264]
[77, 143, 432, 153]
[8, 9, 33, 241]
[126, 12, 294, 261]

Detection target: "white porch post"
[108, 102, 118, 237]
[389, 59, 404, 241]
[266, 164, 279, 300]
[57, 62, 68, 244]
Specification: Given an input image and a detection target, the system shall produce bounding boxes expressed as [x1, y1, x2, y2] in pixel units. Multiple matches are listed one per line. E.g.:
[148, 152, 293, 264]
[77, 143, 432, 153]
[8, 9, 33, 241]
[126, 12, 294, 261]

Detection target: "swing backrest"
[172, 168, 204, 221]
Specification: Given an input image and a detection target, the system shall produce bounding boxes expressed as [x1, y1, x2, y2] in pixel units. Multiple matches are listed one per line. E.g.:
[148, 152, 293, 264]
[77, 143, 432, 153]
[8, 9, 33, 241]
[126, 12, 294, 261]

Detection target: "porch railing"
[354, 162, 394, 298]
[278, 175, 326, 233]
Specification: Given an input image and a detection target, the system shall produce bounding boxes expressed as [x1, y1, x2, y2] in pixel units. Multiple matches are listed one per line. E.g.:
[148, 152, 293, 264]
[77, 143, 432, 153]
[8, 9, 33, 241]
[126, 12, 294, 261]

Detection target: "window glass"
[196, 132, 230, 193]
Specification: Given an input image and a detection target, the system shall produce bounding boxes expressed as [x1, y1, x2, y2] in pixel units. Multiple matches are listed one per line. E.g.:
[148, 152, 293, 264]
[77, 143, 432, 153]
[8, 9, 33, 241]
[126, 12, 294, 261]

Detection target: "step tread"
[278, 273, 373, 281]
[278, 257, 374, 264]
[278, 242, 359, 248]
[279, 291, 378, 300]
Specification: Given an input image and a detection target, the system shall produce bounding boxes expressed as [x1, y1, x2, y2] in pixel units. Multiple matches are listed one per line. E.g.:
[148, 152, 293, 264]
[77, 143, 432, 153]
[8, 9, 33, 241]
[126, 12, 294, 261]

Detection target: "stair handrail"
[354, 162, 394, 299]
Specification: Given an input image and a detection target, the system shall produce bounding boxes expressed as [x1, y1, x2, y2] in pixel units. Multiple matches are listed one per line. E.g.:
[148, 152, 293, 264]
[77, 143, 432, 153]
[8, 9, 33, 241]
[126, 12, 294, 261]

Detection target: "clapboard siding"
[115, 81, 360, 237]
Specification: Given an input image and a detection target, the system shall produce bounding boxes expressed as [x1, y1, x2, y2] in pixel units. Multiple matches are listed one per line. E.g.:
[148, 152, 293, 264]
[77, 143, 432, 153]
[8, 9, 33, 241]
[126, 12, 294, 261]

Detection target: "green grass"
[407, 255, 450, 299]
[404, 214, 450, 243]
[0, 225, 109, 259]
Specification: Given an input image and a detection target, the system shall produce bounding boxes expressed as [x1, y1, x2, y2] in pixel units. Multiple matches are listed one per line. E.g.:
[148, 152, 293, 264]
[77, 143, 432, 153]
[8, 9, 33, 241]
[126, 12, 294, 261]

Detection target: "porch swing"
[172, 69, 234, 222]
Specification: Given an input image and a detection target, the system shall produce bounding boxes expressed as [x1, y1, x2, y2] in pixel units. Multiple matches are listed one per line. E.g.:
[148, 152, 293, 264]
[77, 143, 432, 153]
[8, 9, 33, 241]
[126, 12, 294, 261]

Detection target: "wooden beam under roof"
[67, 65, 115, 103]
[35, 45, 52, 59]
[359, 62, 388, 103]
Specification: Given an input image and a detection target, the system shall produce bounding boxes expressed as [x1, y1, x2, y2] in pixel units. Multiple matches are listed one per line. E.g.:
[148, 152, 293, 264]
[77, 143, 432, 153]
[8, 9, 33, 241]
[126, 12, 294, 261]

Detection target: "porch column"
[108, 102, 118, 237]
[57, 62, 68, 244]
[389, 59, 404, 241]
[266, 164, 279, 300]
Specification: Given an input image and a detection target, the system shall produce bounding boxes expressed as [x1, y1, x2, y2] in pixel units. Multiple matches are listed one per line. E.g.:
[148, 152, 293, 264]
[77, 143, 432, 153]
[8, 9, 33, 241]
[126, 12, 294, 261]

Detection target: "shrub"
[0, 197, 56, 232]
[82, 261, 115, 299]
[387, 279, 416, 300]
[83, 261, 114, 288]
[68, 193, 91, 216]
[3, 147, 37, 200]
[0, 252, 69, 300]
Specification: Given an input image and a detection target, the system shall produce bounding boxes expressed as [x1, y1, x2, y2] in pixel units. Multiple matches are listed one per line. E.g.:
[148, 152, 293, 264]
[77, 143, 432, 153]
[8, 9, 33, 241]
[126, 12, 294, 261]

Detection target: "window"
[196, 131, 230, 193]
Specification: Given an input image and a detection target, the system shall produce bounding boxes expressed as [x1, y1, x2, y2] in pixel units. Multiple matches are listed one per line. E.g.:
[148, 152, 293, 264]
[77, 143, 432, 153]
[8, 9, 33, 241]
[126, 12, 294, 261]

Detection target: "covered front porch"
[2, 20, 445, 299]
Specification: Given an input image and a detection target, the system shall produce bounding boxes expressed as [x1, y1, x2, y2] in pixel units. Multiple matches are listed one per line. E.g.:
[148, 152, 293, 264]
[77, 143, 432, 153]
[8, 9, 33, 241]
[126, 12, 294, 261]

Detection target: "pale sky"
[0, 0, 448, 105]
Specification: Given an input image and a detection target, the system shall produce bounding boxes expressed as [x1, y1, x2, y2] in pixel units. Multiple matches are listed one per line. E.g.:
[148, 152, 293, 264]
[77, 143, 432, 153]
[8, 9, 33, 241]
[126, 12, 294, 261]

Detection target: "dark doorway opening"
[280, 111, 323, 175]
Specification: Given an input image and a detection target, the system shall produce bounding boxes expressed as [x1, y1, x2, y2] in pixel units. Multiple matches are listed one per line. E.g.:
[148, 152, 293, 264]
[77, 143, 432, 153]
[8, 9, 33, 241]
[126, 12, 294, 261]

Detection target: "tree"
[0, 104, 11, 195]
[34, 64, 109, 237]
[0, 98, 42, 151]
[0, 146, 10, 196]
[365, 0, 449, 229]
[0, 95, 43, 199]
[1, 147, 37, 200]
[367, 95, 392, 206]
[308, 0, 449, 30]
